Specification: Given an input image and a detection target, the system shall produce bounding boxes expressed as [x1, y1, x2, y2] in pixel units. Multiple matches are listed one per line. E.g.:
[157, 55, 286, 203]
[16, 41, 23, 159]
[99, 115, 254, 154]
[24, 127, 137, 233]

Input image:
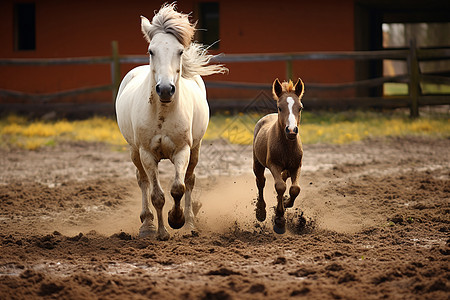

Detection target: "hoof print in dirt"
[286, 210, 314, 235]
[111, 232, 132, 241]
[182, 230, 199, 238]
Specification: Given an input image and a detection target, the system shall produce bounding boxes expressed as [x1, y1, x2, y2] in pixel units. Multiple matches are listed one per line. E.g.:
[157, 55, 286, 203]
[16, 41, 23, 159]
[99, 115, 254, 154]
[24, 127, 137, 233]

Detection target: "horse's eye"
[278, 107, 282, 112]
[179, 50, 184, 56]
[148, 49, 154, 56]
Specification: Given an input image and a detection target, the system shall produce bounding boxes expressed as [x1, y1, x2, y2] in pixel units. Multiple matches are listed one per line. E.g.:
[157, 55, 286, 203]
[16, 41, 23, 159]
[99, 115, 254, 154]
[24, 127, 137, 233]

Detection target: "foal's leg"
[184, 144, 200, 231]
[168, 146, 190, 229]
[253, 155, 267, 222]
[140, 148, 169, 240]
[284, 168, 301, 208]
[131, 148, 156, 238]
[269, 165, 287, 234]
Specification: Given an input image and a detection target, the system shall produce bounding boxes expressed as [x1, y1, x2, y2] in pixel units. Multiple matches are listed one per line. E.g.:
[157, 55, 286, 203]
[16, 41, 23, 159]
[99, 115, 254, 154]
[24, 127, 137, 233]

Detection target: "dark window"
[198, 2, 220, 49]
[14, 3, 36, 51]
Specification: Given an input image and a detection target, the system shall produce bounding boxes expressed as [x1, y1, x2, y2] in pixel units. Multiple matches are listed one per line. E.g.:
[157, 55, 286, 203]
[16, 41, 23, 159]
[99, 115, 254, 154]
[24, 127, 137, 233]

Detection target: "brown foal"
[252, 78, 304, 234]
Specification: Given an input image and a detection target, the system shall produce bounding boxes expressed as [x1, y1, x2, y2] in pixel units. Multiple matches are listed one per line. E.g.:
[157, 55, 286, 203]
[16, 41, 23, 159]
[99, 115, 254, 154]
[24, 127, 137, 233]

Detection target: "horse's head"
[272, 78, 304, 140]
[140, 3, 195, 103]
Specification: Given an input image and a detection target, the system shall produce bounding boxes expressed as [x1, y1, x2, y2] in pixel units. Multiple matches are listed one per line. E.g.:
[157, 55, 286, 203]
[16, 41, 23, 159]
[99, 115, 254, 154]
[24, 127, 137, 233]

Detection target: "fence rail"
[0, 40, 449, 117]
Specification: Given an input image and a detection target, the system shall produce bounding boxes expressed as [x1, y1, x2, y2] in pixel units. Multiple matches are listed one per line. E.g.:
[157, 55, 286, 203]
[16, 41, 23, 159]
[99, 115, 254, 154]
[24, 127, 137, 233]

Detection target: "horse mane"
[182, 43, 227, 78]
[144, 3, 194, 48]
[281, 80, 295, 93]
[144, 3, 227, 78]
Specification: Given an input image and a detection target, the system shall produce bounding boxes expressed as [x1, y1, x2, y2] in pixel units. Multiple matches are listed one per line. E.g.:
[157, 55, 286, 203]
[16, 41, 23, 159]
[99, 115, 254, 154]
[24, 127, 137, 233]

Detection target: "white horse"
[115, 3, 226, 240]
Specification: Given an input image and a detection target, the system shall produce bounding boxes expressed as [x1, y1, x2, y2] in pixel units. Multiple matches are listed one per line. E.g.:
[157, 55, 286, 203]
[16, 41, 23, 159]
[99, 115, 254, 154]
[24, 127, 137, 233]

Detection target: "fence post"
[286, 59, 293, 81]
[407, 39, 420, 118]
[111, 40, 121, 104]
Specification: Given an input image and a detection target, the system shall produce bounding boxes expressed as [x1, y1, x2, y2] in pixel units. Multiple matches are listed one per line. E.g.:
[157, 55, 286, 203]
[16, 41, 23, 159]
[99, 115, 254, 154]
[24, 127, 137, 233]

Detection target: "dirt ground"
[0, 136, 449, 299]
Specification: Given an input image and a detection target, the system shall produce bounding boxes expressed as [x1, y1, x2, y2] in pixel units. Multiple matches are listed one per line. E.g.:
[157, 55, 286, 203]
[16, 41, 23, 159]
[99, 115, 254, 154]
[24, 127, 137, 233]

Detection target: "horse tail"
[181, 43, 228, 79]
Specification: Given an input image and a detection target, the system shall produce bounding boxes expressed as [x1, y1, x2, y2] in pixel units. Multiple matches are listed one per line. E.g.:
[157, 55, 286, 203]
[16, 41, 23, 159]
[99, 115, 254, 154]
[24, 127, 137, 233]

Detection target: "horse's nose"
[285, 126, 298, 139]
[155, 83, 175, 102]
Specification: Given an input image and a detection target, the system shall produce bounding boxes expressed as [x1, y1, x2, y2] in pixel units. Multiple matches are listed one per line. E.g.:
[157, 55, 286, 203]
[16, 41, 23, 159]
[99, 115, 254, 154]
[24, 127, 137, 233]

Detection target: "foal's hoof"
[283, 195, 294, 208]
[255, 201, 267, 222]
[168, 208, 185, 229]
[273, 216, 286, 234]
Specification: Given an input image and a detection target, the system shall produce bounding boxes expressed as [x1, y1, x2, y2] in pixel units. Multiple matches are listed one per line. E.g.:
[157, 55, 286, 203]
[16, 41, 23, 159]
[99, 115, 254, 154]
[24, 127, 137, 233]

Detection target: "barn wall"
[0, 0, 355, 104]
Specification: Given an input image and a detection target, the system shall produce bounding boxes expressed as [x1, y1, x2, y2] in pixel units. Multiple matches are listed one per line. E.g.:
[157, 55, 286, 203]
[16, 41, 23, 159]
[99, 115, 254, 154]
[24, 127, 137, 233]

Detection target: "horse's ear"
[294, 78, 304, 98]
[272, 78, 283, 100]
[141, 16, 151, 43]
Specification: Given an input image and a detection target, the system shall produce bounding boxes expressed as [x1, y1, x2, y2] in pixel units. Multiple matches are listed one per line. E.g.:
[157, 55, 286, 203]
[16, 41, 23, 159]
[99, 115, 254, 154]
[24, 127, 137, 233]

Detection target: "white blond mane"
[142, 3, 227, 79]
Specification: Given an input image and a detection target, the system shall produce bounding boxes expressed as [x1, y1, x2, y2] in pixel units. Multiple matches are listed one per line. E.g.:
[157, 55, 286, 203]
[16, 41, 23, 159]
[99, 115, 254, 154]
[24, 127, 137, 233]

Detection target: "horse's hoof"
[255, 199, 266, 222]
[283, 195, 294, 208]
[139, 223, 157, 239]
[273, 223, 286, 234]
[273, 216, 286, 234]
[168, 208, 185, 229]
[256, 209, 266, 222]
[255, 206, 266, 222]
[157, 230, 170, 241]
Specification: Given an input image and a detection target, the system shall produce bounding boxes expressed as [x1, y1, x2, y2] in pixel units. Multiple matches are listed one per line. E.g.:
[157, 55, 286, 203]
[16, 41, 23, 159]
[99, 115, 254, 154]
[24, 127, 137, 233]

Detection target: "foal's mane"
[143, 3, 227, 79]
[281, 80, 295, 93]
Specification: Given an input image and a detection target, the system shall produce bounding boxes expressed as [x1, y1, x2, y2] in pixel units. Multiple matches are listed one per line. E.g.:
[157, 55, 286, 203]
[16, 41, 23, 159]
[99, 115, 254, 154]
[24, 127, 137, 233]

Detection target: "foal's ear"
[141, 16, 151, 43]
[294, 78, 304, 98]
[272, 78, 283, 101]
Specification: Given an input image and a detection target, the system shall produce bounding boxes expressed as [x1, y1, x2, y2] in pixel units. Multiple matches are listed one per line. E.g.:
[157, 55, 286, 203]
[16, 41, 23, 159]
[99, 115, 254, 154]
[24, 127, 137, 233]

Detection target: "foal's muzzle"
[156, 83, 176, 102]
[285, 126, 298, 140]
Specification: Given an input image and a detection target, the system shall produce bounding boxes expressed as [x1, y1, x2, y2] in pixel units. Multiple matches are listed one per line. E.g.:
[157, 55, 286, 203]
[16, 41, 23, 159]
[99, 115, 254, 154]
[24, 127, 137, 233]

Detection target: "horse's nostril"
[170, 84, 176, 96]
[294, 127, 298, 134]
[155, 84, 161, 95]
[285, 127, 290, 134]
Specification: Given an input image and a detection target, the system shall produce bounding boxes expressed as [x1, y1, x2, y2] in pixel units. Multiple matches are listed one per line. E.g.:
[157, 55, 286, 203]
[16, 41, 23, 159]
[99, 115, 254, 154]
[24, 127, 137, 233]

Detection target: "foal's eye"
[278, 107, 282, 112]
[179, 50, 184, 56]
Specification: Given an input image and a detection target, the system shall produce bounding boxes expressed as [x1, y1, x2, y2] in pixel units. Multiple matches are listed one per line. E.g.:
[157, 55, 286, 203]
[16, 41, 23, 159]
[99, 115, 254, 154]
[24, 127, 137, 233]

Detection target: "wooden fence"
[0, 40, 449, 117]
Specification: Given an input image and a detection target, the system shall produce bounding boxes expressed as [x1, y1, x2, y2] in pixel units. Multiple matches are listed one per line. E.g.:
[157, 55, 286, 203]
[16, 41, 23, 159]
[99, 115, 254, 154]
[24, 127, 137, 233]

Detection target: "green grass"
[384, 83, 450, 96]
[0, 110, 449, 150]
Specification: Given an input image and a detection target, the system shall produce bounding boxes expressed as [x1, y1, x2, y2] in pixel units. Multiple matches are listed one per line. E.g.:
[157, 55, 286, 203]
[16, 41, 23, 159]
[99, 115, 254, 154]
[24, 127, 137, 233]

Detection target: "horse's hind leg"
[183, 144, 200, 231]
[253, 155, 267, 222]
[168, 146, 190, 230]
[131, 148, 157, 238]
[140, 148, 169, 240]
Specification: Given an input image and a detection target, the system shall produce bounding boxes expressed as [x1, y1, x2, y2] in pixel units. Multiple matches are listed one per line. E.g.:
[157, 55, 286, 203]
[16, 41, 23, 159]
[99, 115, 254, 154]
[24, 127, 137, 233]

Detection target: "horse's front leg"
[168, 146, 190, 229]
[183, 144, 200, 231]
[269, 166, 287, 234]
[140, 148, 169, 240]
[284, 168, 301, 208]
[131, 148, 156, 238]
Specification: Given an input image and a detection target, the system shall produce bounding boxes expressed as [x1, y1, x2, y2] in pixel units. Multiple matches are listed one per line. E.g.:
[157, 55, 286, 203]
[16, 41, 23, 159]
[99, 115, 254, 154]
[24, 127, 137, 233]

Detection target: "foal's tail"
[181, 43, 228, 79]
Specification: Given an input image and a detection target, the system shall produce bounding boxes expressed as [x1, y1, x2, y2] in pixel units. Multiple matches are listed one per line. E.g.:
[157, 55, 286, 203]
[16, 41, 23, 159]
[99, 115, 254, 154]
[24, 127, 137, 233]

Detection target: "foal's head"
[141, 3, 195, 103]
[272, 78, 304, 140]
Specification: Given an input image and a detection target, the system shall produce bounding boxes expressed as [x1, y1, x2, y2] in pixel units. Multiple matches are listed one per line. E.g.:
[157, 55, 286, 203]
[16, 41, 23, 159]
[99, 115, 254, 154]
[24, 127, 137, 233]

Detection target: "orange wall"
[0, 0, 354, 103]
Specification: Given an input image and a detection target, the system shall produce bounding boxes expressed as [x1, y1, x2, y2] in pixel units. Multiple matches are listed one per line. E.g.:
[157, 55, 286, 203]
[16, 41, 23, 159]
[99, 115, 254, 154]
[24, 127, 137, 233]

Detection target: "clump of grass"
[204, 110, 450, 145]
[0, 115, 127, 150]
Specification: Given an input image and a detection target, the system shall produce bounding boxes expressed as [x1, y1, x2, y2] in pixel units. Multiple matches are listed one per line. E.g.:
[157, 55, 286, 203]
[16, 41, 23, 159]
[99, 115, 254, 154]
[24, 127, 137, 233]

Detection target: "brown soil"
[0, 137, 449, 299]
